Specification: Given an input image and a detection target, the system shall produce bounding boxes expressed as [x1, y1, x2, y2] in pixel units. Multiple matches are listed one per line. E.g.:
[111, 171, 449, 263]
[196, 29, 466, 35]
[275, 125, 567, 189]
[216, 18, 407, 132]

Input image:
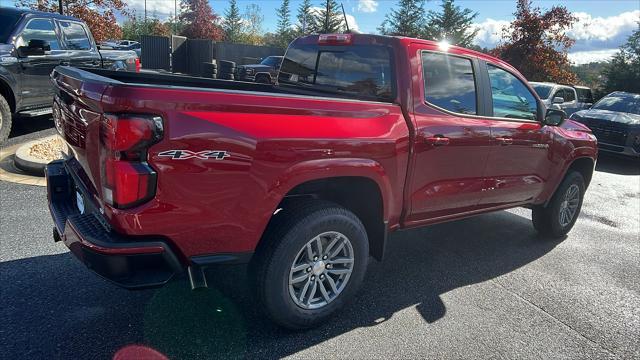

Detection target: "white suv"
[530, 82, 582, 116]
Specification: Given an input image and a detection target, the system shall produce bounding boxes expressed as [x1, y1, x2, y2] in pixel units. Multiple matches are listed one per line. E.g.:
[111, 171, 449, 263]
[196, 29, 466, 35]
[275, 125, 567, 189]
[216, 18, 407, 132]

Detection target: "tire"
[532, 171, 586, 238]
[255, 74, 271, 84]
[251, 200, 369, 329]
[0, 94, 11, 143]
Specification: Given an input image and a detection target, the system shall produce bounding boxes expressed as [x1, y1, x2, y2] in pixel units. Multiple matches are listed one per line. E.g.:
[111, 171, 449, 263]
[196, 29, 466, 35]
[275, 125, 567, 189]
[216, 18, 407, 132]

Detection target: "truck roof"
[3, 7, 82, 22]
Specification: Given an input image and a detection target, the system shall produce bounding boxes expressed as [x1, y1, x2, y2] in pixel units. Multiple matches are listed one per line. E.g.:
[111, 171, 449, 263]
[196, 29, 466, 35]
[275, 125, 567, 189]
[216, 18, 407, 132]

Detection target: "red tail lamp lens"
[101, 114, 163, 209]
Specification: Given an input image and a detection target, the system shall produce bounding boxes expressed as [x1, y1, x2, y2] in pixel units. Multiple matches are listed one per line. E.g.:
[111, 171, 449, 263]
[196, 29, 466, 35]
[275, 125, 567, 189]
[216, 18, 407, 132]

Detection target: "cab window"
[59, 21, 91, 50]
[487, 65, 537, 120]
[422, 52, 477, 115]
[16, 18, 61, 50]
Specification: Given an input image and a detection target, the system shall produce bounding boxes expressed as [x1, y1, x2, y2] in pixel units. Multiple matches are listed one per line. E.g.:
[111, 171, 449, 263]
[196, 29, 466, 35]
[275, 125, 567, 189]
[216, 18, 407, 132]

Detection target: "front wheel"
[0, 94, 12, 143]
[251, 201, 369, 329]
[532, 171, 586, 238]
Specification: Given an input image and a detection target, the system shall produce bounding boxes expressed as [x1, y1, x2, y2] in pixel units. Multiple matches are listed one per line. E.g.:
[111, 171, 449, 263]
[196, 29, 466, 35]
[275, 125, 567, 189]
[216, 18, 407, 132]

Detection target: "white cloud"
[125, 0, 176, 19]
[569, 10, 639, 42]
[568, 49, 618, 65]
[357, 0, 378, 13]
[472, 18, 510, 48]
[471, 10, 638, 62]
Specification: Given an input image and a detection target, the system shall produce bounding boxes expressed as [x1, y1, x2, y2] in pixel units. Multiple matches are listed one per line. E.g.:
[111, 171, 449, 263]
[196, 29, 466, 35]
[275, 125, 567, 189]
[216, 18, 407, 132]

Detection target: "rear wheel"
[251, 201, 369, 329]
[532, 171, 585, 238]
[0, 95, 11, 143]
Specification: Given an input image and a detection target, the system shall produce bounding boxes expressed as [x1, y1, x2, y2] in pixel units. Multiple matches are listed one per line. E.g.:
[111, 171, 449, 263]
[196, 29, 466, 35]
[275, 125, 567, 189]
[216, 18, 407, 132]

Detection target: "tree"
[490, 0, 577, 84]
[312, 0, 344, 34]
[180, 0, 224, 40]
[274, 0, 295, 48]
[17, 0, 125, 42]
[378, 0, 428, 38]
[241, 4, 264, 45]
[122, 15, 171, 40]
[601, 25, 640, 94]
[224, 0, 243, 43]
[295, 0, 315, 36]
[424, 0, 479, 47]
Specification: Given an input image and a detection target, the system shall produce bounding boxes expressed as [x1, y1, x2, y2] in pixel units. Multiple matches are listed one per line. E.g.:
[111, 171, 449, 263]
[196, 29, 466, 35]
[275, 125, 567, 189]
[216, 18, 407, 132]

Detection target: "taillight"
[100, 114, 163, 209]
[135, 58, 141, 72]
[318, 34, 353, 45]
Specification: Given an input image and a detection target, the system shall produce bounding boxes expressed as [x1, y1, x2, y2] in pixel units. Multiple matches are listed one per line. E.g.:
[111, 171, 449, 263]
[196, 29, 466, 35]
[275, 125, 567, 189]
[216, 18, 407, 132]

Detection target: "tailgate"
[51, 66, 114, 197]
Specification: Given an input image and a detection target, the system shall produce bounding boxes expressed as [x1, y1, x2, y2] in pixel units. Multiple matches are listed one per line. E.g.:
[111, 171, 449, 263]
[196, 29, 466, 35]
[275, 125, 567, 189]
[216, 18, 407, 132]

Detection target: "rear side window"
[422, 52, 477, 115]
[576, 88, 593, 103]
[59, 21, 91, 50]
[16, 18, 61, 50]
[487, 65, 537, 120]
[278, 44, 394, 102]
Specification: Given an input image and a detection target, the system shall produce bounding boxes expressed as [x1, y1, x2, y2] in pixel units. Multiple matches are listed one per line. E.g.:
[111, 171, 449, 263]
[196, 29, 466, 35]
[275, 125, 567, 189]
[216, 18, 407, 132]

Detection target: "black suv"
[0, 8, 139, 142]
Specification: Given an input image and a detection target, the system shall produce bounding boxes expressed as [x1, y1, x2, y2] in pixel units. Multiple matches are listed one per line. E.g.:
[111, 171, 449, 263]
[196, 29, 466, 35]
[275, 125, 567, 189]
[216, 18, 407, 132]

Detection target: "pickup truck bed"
[47, 34, 597, 329]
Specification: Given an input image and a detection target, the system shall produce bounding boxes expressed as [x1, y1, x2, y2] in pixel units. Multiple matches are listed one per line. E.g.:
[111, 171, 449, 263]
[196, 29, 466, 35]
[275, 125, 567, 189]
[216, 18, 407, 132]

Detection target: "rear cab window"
[58, 21, 92, 50]
[278, 36, 395, 102]
[422, 51, 477, 115]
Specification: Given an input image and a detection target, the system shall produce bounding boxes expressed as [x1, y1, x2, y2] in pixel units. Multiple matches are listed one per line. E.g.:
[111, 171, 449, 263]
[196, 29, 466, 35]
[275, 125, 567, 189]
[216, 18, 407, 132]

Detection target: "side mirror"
[17, 39, 50, 57]
[553, 96, 564, 104]
[544, 108, 566, 126]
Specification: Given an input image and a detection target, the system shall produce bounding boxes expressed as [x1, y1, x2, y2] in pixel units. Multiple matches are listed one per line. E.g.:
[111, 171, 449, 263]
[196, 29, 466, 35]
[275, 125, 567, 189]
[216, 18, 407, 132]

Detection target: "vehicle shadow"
[8, 115, 55, 140]
[0, 210, 561, 359]
[595, 152, 640, 175]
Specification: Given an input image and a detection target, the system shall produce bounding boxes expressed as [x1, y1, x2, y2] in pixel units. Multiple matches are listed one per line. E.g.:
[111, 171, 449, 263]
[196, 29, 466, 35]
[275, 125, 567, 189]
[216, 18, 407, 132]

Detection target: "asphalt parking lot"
[1, 123, 639, 360]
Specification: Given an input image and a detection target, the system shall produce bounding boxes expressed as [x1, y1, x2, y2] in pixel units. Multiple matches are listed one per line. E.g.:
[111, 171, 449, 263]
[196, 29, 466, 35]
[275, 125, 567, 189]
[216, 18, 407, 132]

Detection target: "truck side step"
[19, 107, 52, 117]
[188, 265, 208, 290]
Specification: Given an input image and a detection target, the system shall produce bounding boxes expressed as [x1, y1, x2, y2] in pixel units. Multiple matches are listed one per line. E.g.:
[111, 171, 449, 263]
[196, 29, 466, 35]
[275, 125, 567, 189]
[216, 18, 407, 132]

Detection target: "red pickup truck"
[47, 34, 597, 329]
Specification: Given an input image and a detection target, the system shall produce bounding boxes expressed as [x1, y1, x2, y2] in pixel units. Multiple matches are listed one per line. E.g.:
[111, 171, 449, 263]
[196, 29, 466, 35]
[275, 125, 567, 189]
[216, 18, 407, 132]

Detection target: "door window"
[487, 65, 537, 120]
[59, 21, 91, 50]
[16, 18, 61, 50]
[563, 88, 576, 102]
[422, 52, 477, 115]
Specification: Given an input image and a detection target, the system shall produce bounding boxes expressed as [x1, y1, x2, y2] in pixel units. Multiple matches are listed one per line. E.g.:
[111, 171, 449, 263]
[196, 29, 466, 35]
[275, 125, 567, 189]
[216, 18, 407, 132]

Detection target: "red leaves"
[18, 0, 126, 42]
[180, 0, 224, 41]
[491, 0, 578, 84]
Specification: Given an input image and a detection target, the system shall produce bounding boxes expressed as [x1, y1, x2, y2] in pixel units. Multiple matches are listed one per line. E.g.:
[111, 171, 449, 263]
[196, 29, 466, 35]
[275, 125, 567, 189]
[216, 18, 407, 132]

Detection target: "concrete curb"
[0, 142, 47, 187]
[13, 135, 62, 176]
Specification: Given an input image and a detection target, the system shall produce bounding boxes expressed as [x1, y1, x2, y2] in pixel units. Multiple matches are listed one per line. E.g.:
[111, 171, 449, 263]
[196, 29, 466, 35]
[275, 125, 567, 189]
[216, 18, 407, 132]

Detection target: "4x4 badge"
[158, 150, 230, 160]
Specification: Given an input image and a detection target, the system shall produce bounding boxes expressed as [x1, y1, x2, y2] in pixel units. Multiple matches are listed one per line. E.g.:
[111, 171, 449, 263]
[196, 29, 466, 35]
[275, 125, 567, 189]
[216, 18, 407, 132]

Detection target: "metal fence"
[171, 35, 188, 74]
[140, 35, 170, 71]
[139, 36, 284, 76]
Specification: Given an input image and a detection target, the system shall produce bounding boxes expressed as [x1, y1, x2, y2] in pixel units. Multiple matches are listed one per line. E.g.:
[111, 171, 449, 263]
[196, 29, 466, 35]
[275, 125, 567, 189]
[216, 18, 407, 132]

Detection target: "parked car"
[47, 34, 597, 330]
[0, 8, 140, 142]
[115, 41, 141, 57]
[570, 91, 640, 158]
[236, 55, 283, 83]
[530, 82, 589, 116]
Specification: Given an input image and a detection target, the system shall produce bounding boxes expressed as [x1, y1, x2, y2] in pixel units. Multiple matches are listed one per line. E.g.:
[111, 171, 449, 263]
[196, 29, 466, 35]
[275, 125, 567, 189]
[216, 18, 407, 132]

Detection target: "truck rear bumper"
[45, 160, 183, 289]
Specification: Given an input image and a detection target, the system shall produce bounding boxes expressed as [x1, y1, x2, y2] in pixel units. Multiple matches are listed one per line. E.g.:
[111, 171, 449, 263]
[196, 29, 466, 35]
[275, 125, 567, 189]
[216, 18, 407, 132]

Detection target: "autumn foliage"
[491, 0, 577, 84]
[180, 0, 224, 41]
[18, 0, 126, 42]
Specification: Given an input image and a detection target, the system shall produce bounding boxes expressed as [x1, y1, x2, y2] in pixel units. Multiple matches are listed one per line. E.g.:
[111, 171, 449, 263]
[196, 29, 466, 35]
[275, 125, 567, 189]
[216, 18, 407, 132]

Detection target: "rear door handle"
[495, 137, 513, 145]
[425, 136, 450, 146]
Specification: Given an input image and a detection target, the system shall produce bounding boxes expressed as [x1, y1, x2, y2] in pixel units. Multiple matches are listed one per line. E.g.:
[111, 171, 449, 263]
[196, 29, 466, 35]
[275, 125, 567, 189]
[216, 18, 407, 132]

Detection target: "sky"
[7, 0, 640, 64]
